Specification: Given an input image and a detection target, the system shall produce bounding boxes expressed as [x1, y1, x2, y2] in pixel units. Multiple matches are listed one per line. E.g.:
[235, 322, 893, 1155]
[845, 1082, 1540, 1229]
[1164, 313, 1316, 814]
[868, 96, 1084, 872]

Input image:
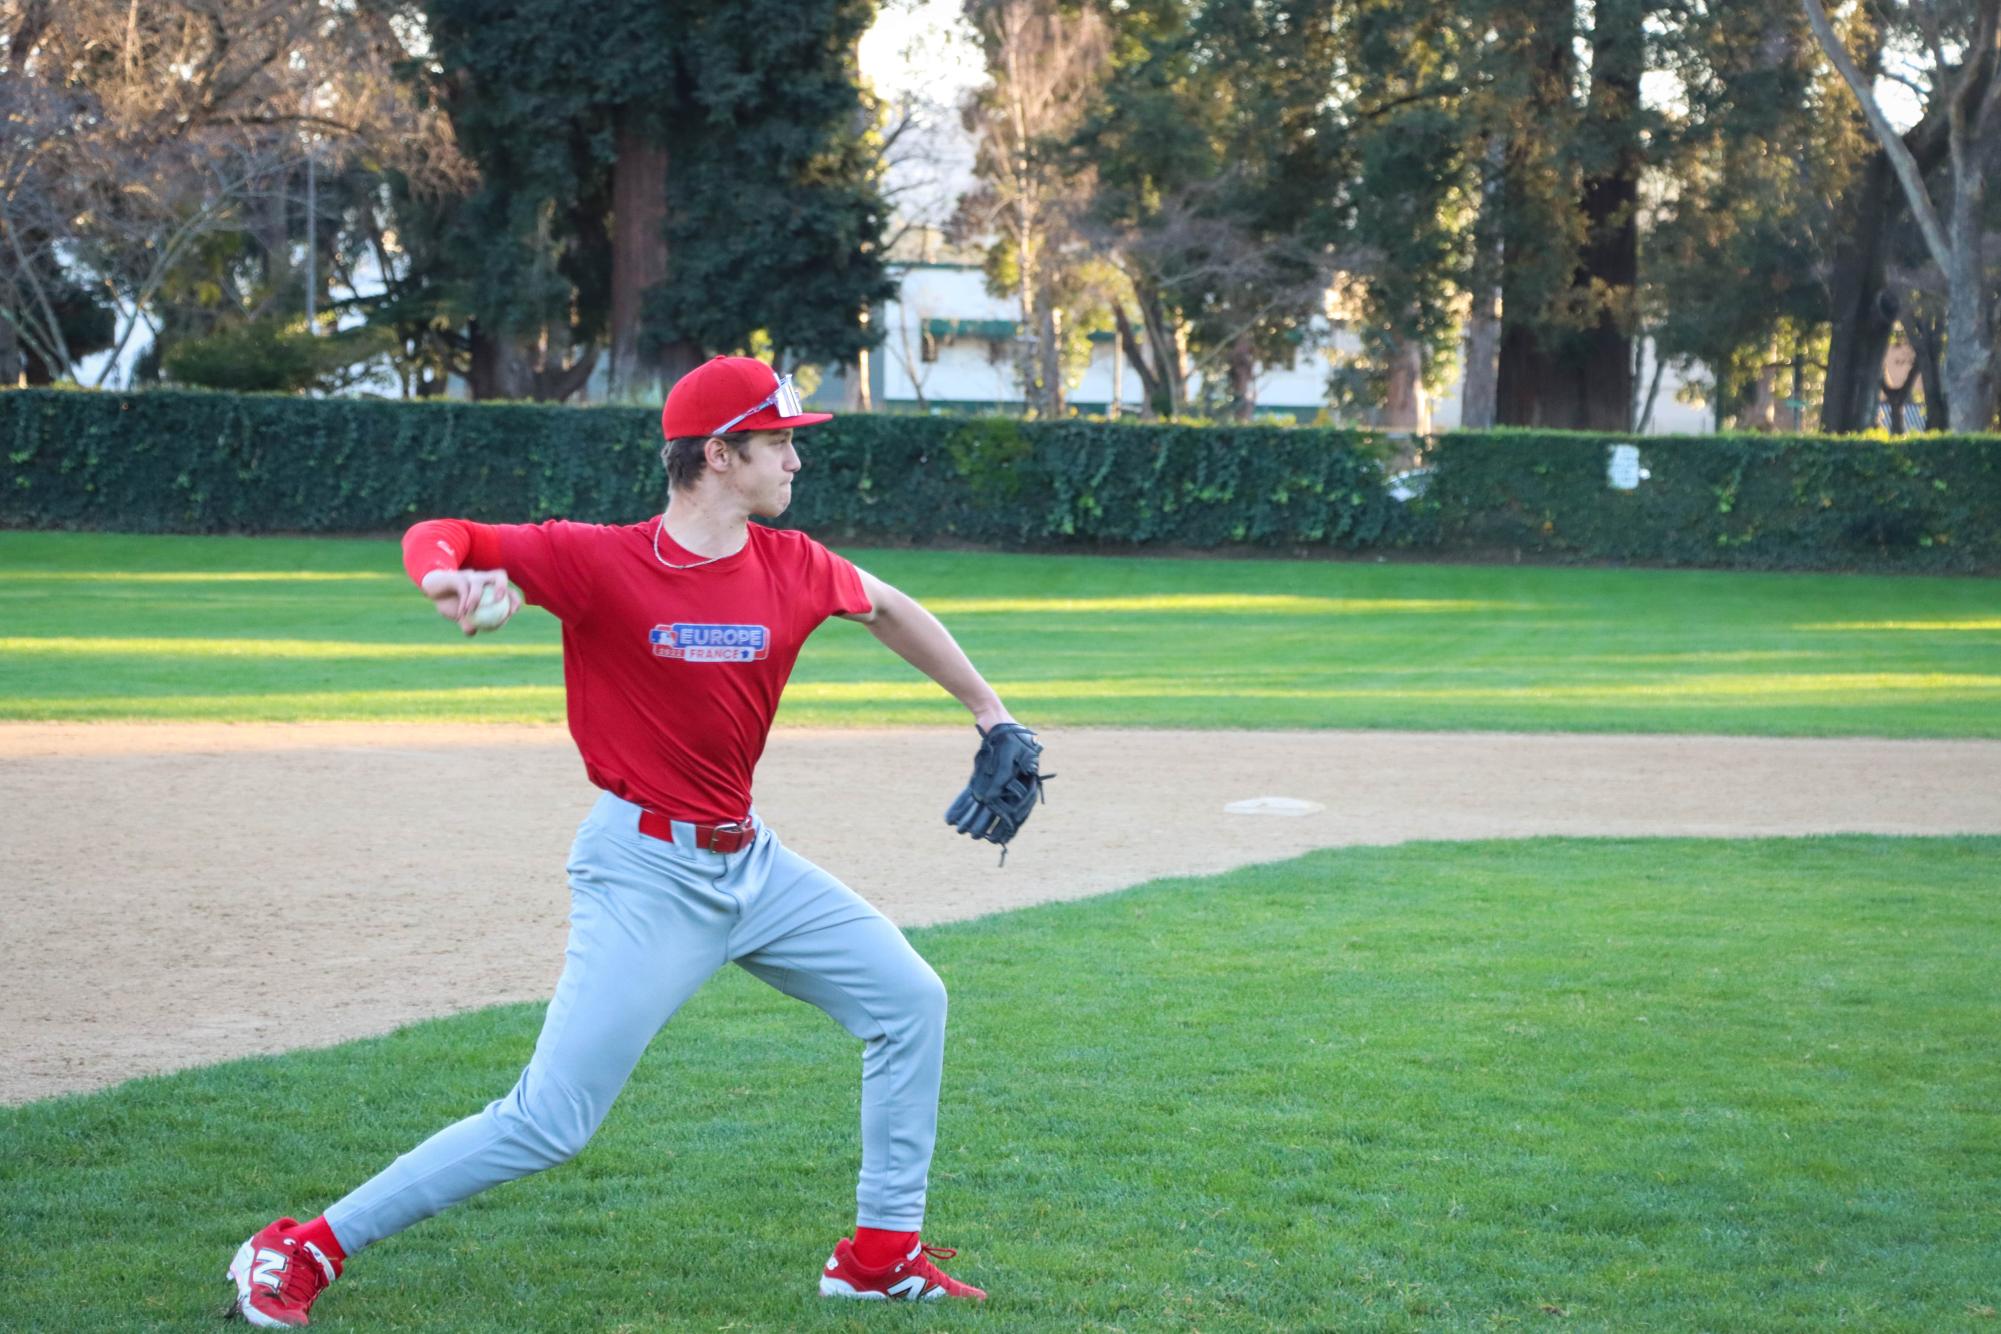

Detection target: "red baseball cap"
[660, 356, 834, 440]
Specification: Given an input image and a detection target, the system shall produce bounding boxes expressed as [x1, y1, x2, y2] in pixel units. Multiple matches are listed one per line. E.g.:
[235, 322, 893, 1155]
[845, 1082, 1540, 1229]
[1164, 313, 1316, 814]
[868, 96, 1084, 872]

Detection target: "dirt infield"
[4, 722, 1998, 1104]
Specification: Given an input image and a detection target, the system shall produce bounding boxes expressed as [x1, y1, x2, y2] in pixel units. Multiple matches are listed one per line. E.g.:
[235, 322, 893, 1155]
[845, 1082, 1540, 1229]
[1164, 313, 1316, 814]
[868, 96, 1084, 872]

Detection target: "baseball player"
[222, 356, 1046, 1326]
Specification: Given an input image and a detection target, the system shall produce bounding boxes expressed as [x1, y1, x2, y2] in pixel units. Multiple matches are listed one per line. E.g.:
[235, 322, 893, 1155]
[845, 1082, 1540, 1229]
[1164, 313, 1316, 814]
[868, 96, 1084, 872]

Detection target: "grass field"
[2, 530, 1997, 734]
[1, 835, 1994, 1331]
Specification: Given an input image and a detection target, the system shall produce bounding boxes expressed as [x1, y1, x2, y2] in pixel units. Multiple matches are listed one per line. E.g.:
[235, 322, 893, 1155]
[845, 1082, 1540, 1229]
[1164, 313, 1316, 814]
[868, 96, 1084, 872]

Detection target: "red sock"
[289, 1215, 348, 1275]
[852, 1226, 919, 1269]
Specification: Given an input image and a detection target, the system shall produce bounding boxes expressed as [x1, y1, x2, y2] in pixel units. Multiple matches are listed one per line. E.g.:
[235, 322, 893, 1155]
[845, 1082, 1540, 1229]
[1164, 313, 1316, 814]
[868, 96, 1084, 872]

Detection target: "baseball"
[470, 582, 513, 632]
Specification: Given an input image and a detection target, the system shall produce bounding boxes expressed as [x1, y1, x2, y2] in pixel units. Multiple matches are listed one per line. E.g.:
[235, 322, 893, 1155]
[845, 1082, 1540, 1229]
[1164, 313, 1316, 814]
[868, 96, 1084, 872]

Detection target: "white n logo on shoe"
[887, 1275, 934, 1300]
[250, 1248, 288, 1291]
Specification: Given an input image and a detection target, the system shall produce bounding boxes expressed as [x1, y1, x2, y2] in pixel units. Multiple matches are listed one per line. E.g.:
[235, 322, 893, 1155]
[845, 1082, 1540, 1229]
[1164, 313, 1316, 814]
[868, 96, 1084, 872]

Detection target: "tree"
[0, 0, 454, 386]
[1333, 3, 1492, 430]
[412, 0, 893, 403]
[1481, 0, 1651, 430]
[1643, 1, 1839, 428]
[1804, 0, 2001, 430]
[644, 0, 897, 380]
[957, 0, 1112, 416]
[1068, 0, 1343, 420]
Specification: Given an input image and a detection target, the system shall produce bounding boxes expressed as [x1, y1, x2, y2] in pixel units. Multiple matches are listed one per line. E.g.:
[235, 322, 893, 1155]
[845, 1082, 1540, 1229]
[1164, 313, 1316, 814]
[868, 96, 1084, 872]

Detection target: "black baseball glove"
[945, 722, 1052, 864]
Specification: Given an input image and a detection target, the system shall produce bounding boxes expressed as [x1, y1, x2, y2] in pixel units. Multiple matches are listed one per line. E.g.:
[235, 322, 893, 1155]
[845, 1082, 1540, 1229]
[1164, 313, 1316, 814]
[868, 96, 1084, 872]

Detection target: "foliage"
[410, 0, 893, 398]
[0, 387, 1398, 551]
[4, 389, 1998, 572]
[1333, 4, 1486, 404]
[1070, 0, 1345, 419]
[0, 1, 457, 386]
[644, 0, 899, 371]
[1643, 3, 1845, 428]
[956, 0, 1117, 416]
[160, 319, 396, 395]
[1414, 428, 2001, 570]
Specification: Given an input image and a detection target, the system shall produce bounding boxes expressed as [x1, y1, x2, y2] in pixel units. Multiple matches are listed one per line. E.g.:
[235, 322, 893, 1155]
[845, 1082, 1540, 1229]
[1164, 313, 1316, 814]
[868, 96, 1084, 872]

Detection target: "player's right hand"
[421, 567, 520, 636]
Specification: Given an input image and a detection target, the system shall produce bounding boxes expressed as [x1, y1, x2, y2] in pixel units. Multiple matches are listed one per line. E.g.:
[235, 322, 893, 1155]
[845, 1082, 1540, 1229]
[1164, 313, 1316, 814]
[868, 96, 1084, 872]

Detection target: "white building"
[819, 253, 1715, 433]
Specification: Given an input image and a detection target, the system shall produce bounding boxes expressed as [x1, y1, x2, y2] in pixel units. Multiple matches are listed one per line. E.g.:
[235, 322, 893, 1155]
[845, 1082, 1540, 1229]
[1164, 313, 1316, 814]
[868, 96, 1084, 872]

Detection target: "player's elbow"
[863, 581, 919, 629]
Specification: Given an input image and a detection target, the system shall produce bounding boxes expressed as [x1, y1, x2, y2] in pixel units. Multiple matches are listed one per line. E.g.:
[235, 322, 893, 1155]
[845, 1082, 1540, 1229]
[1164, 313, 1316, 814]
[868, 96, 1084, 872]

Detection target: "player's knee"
[497, 1073, 607, 1167]
[529, 1105, 599, 1165]
[897, 962, 948, 1032]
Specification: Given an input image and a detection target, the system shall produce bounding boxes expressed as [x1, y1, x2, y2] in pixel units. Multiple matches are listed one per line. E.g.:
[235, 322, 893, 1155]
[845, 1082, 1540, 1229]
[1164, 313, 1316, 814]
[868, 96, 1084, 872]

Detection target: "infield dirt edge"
[5, 721, 1998, 1104]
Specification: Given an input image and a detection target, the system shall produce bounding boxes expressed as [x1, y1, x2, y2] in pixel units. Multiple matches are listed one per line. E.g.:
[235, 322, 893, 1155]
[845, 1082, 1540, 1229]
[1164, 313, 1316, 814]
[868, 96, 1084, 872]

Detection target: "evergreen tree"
[413, 0, 893, 402]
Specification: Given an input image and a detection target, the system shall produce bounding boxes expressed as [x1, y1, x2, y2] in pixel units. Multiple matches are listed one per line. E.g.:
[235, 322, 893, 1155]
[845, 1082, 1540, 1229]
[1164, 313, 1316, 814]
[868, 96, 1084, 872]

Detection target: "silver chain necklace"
[652, 515, 739, 570]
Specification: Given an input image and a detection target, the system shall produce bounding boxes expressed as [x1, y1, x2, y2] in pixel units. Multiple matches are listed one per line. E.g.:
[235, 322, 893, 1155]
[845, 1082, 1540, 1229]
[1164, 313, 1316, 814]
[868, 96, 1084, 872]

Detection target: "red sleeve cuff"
[402, 519, 478, 586]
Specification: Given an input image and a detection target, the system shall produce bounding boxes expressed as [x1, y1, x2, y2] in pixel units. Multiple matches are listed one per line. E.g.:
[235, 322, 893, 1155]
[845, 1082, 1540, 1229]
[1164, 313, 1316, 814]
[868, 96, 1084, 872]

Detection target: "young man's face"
[722, 429, 801, 518]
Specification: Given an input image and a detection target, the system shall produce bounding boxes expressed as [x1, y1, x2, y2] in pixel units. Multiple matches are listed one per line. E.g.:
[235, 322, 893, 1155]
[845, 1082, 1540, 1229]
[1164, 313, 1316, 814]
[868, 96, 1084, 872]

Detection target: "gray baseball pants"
[323, 791, 947, 1252]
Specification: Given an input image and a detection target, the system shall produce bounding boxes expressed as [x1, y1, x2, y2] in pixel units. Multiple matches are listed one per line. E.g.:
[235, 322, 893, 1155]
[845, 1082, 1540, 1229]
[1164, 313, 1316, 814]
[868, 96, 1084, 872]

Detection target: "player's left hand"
[945, 722, 1052, 864]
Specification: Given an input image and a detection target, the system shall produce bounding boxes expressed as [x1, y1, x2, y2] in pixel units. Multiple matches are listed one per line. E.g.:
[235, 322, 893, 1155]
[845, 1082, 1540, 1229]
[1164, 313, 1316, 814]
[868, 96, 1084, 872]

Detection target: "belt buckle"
[709, 818, 751, 851]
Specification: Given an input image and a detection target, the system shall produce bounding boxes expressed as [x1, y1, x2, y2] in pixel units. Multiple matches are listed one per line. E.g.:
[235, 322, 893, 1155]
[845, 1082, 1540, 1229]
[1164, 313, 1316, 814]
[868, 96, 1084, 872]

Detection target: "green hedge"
[3, 387, 1997, 570]
[0, 388, 1401, 550]
[1416, 430, 2001, 572]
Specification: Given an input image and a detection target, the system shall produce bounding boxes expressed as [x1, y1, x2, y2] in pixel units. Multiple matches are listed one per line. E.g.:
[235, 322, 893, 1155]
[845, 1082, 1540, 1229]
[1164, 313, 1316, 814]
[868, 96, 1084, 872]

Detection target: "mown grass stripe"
[3, 531, 1997, 736]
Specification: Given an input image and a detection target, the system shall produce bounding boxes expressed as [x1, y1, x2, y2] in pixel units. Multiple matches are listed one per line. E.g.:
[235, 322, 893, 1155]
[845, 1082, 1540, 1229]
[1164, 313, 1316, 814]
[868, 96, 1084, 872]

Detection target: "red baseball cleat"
[223, 1218, 340, 1327]
[819, 1236, 987, 1301]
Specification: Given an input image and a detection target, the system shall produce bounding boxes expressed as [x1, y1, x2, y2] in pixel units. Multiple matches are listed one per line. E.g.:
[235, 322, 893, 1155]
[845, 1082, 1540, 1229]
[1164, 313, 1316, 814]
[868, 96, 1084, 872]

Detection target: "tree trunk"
[1495, 0, 1637, 431]
[0, 314, 20, 388]
[1227, 335, 1256, 421]
[1495, 325, 1559, 425]
[609, 114, 671, 402]
[530, 344, 599, 403]
[1943, 147, 1997, 430]
[256, 179, 292, 322]
[1636, 338, 1667, 432]
[1493, 0, 1576, 427]
[1383, 332, 1425, 433]
[467, 320, 528, 400]
[1815, 22, 1978, 431]
[1039, 294, 1064, 416]
[1572, 0, 1642, 432]
[1821, 152, 1903, 432]
[1903, 309, 1946, 429]
[1135, 284, 1187, 418]
[1460, 135, 1506, 430]
[1461, 300, 1502, 429]
[1742, 362, 1779, 431]
[469, 322, 599, 402]
[1113, 303, 1162, 419]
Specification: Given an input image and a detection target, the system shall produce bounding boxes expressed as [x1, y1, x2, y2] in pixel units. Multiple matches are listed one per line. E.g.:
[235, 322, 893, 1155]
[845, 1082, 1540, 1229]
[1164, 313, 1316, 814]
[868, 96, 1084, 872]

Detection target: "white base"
[1223, 796, 1325, 816]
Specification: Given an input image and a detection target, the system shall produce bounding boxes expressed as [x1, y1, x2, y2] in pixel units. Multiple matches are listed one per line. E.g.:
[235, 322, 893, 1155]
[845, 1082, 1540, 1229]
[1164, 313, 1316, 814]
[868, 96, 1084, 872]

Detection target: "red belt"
[636, 809, 757, 854]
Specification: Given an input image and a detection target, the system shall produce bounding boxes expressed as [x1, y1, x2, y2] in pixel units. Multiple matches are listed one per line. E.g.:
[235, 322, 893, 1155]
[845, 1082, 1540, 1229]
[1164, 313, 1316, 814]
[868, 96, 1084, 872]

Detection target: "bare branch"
[1802, 0, 1953, 271]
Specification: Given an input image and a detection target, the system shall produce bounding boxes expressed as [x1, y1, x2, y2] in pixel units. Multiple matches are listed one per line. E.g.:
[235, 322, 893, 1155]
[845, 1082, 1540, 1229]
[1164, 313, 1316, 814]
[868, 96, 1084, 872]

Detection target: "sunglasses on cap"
[711, 373, 804, 436]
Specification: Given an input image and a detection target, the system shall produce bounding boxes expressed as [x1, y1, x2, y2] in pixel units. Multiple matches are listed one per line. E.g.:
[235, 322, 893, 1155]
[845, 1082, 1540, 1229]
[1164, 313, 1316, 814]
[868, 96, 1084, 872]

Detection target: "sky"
[859, 0, 984, 103]
[858, 0, 986, 231]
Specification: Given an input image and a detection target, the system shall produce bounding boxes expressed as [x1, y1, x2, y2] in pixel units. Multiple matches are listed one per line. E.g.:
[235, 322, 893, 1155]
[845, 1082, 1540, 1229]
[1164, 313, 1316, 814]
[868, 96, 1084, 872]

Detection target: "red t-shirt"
[402, 516, 870, 823]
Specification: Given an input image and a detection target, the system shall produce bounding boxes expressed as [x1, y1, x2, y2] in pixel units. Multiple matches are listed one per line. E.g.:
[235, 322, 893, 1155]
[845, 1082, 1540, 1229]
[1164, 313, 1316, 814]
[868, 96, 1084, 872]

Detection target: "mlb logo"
[650, 623, 770, 663]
